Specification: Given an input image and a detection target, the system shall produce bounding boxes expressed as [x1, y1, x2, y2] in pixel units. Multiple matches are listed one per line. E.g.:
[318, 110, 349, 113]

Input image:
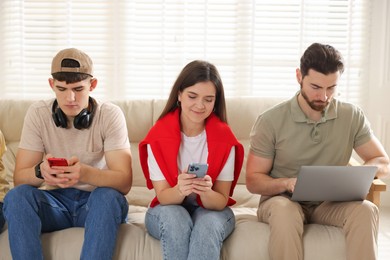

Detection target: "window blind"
[0, 0, 371, 106]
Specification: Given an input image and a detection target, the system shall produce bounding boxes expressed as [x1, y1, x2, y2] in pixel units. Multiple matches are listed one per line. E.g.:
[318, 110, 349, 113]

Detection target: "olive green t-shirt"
[249, 92, 372, 179]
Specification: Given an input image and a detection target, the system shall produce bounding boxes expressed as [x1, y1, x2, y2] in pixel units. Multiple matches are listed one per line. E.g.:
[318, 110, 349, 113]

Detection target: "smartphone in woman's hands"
[187, 163, 208, 178]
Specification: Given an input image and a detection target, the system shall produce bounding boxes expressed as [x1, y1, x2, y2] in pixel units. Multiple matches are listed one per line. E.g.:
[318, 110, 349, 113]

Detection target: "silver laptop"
[291, 165, 377, 202]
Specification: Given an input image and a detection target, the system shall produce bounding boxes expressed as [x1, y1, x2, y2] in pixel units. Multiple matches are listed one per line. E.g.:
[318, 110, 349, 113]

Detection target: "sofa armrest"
[367, 179, 387, 207]
[348, 157, 387, 207]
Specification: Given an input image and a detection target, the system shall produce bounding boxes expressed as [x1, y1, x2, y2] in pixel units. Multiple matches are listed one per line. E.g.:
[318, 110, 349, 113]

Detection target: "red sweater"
[139, 109, 244, 207]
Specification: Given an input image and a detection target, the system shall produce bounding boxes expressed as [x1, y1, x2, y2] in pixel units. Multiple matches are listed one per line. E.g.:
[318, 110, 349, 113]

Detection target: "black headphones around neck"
[52, 97, 96, 130]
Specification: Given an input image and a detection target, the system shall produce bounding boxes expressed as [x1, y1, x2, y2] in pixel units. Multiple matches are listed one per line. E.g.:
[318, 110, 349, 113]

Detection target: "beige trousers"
[257, 195, 379, 260]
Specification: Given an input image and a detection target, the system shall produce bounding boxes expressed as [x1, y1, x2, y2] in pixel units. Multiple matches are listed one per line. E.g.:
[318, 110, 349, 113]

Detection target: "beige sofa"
[0, 97, 386, 260]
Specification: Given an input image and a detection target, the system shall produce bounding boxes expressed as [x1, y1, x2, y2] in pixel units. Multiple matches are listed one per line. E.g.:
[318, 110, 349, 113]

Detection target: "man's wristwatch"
[34, 161, 44, 179]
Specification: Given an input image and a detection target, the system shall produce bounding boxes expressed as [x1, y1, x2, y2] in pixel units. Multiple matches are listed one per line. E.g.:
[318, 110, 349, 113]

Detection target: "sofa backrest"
[0, 97, 286, 190]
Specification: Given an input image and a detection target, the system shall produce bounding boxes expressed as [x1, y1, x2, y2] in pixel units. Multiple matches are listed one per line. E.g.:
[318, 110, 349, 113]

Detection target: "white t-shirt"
[147, 130, 235, 181]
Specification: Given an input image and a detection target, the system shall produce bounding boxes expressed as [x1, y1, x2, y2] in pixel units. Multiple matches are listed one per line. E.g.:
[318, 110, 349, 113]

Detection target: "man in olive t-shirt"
[246, 43, 389, 260]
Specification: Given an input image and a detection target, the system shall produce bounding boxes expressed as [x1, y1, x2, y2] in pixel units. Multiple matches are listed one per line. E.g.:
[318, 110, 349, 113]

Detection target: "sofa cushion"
[0, 97, 350, 260]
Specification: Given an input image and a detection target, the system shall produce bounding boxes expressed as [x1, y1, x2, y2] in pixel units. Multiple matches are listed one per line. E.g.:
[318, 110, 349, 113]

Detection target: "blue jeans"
[145, 203, 235, 260]
[3, 184, 128, 260]
[0, 202, 5, 231]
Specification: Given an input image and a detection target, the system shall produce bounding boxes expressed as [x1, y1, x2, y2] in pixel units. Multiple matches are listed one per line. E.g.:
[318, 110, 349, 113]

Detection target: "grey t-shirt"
[249, 93, 372, 179]
[19, 98, 130, 191]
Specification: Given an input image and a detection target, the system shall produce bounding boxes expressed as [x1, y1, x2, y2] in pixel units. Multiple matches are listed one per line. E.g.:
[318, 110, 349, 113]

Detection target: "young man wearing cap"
[3, 48, 132, 259]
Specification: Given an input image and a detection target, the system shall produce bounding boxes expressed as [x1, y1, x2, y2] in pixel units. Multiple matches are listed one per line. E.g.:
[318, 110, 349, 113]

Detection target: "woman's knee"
[193, 207, 235, 240]
[146, 205, 193, 239]
[152, 205, 192, 229]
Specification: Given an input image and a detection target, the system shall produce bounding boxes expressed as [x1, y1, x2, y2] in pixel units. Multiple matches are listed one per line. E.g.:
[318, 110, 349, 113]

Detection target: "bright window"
[0, 0, 371, 105]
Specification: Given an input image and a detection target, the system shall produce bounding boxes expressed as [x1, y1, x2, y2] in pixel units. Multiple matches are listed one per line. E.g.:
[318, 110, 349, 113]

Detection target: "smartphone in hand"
[48, 157, 68, 167]
[187, 163, 208, 178]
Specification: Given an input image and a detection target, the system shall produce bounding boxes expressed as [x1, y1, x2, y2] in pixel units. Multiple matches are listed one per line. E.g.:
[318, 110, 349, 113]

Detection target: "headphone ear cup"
[73, 97, 96, 130]
[52, 112, 60, 127]
[52, 107, 68, 128]
[73, 109, 90, 130]
[52, 97, 95, 130]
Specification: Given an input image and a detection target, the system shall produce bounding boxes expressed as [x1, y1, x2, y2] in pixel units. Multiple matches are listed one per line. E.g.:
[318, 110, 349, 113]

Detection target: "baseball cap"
[51, 48, 93, 77]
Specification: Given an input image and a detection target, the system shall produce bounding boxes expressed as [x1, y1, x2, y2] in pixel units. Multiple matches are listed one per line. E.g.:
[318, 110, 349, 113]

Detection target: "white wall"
[367, 0, 390, 208]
